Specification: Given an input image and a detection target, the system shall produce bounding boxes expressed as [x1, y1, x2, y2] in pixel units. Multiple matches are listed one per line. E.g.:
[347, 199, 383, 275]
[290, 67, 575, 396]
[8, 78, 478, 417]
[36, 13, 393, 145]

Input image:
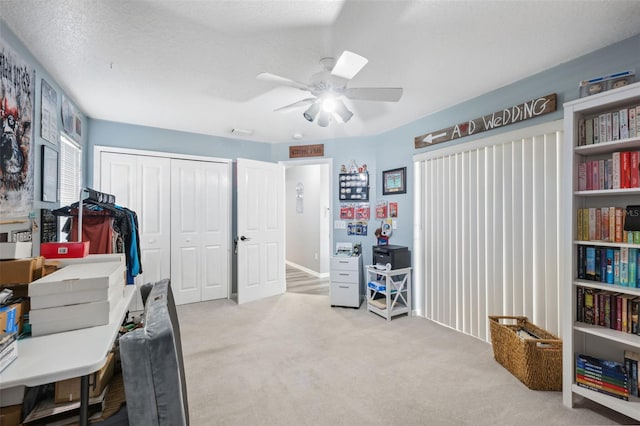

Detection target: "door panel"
[200, 162, 229, 301]
[237, 158, 285, 304]
[98, 153, 171, 310]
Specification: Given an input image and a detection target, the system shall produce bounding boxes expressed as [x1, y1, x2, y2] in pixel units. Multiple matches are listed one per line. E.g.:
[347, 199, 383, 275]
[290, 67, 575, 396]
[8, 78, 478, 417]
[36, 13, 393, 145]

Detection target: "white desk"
[0, 285, 135, 423]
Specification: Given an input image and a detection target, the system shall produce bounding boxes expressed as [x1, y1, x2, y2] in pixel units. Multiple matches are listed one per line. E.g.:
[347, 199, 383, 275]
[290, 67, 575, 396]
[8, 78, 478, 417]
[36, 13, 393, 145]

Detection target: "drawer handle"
[339, 273, 349, 276]
[338, 260, 349, 263]
[339, 285, 349, 289]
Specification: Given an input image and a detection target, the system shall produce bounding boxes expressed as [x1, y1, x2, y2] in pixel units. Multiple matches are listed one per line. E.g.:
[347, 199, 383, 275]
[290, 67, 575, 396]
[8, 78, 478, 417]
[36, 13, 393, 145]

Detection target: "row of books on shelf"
[576, 354, 629, 401]
[577, 105, 640, 146]
[577, 152, 640, 191]
[576, 285, 639, 333]
[578, 246, 640, 287]
[576, 206, 640, 243]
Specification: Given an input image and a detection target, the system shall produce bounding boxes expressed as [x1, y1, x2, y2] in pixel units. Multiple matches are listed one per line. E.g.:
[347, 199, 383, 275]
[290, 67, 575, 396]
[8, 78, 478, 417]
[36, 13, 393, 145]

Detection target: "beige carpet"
[177, 293, 635, 425]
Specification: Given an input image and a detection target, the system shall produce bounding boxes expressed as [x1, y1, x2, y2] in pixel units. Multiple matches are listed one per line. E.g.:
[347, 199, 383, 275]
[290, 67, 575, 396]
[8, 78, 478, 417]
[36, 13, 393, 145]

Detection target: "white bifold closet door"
[171, 159, 229, 305]
[99, 153, 171, 310]
[97, 151, 230, 307]
[414, 121, 564, 342]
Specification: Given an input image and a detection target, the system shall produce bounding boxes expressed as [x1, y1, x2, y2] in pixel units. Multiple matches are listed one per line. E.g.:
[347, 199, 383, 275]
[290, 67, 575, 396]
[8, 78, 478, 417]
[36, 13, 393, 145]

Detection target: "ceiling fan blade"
[273, 98, 316, 112]
[331, 51, 368, 80]
[345, 87, 403, 102]
[257, 72, 311, 91]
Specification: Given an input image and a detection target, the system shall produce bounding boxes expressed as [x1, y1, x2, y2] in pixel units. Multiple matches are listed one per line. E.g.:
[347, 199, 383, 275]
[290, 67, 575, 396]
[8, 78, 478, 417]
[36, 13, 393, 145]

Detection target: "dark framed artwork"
[382, 167, 406, 195]
[41, 145, 58, 202]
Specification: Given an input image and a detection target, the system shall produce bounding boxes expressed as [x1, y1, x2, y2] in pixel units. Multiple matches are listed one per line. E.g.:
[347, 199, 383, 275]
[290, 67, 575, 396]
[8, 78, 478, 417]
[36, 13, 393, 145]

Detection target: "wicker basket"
[488, 315, 562, 391]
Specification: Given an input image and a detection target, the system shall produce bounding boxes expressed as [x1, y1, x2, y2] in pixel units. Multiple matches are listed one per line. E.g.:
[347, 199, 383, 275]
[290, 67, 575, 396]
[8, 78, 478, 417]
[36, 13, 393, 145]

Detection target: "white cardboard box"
[30, 279, 124, 310]
[0, 242, 32, 260]
[29, 300, 115, 336]
[29, 261, 126, 297]
[52, 253, 126, 268]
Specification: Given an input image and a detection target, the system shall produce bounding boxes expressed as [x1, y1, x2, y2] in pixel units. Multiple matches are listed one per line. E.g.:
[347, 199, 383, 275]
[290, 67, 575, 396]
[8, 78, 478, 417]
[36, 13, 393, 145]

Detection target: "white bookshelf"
[562, 81, 640, 420]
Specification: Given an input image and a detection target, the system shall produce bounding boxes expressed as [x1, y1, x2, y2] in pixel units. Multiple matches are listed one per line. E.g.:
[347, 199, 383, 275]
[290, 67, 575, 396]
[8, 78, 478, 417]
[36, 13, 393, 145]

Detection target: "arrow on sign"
[422, 132, 447, 144]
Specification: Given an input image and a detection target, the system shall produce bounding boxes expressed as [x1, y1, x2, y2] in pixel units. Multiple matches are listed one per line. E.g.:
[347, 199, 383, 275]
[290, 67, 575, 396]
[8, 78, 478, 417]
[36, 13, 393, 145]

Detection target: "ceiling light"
[303, 102, 321, 122]
[333, 100, 353, 123]
[321, 97, 336, 113]
[317, 110, 331, 127]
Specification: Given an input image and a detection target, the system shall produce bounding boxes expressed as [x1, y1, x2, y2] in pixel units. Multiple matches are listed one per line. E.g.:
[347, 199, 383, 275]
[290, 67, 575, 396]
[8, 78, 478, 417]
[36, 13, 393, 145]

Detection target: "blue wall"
[87, 119, 271, 183]
[1, 19, 89, 214]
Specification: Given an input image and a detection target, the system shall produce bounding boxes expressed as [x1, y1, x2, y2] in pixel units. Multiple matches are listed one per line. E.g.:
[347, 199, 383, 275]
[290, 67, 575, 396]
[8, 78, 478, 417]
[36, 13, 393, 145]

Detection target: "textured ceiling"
[2, 0, 640, 143]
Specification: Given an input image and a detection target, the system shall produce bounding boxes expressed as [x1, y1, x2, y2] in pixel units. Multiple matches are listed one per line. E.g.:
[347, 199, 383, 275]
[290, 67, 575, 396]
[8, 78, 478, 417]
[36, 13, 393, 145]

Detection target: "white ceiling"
[2, 0, 640, 144]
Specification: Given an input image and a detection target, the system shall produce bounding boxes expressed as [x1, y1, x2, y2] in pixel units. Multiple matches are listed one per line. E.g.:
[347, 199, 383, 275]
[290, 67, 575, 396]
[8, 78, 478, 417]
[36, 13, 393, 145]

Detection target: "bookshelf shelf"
[563, 81, 640, 420]
[574, 323, 640, 348]
[574, 280, 640, 296]
[574, 240, 640, 249]
[574, 137, 640, 155]
[572, 384, 640, 420]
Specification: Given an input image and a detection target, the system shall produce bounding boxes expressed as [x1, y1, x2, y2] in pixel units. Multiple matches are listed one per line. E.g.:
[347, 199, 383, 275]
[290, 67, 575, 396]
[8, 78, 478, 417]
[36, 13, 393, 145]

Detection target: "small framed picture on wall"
[41, 145, 58, 202]
[382, 167, 406, 195]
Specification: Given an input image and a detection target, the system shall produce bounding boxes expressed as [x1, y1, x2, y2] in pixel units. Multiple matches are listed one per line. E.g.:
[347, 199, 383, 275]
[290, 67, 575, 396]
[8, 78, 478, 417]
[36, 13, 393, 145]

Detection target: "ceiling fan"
[257, 51, 403, 127]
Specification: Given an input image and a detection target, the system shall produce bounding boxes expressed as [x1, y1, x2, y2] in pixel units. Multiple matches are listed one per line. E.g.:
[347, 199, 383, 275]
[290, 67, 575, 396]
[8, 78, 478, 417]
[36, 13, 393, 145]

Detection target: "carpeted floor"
[176, 290, 636, 426]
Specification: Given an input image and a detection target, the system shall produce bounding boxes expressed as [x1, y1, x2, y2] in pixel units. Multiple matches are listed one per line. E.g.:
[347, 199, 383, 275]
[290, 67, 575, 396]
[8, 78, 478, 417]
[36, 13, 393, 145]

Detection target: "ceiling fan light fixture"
[321, 97, 336, 113]
[317, 110, 331, 127]
[333, 99, 353, 123]
[303, 102, 321, 122]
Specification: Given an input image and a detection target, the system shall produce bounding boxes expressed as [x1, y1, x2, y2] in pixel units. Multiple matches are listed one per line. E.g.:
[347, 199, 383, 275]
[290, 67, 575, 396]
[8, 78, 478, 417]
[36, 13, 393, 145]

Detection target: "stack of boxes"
[28, 257, 126, 337]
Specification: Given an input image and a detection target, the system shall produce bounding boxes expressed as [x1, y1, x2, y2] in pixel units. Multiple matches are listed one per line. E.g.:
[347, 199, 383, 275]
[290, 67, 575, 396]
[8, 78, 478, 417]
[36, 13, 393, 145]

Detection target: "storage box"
[54, 352, 115, 403]
[40, 241, 89, 259]
[0, 256, 44, 285]
[489, 316, 562, 391]
[0, 242, 32, 260]
[0, 303, 23, 334]
[29, 261, 125, 297]
[0, 403, 22, 426]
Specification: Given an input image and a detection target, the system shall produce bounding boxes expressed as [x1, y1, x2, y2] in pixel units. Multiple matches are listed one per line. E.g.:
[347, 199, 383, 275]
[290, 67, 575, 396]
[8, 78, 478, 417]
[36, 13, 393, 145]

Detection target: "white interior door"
[171, 159, 230, 305]
[236, 158, 285, 304]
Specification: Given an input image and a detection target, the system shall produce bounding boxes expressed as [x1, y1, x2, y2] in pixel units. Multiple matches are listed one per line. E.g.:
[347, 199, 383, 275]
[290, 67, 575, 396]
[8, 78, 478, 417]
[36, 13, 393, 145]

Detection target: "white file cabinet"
[330, 255, 363, 308]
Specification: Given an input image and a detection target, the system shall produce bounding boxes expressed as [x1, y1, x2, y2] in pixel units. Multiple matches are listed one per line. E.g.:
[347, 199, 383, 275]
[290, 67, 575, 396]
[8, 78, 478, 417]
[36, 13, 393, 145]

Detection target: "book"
[624, 350, 640, 396]
[621, 247, 630, 286]
[586, 246, 596, 280]
[620, 108, 629, 139]
[613, 111, 620, 141]
[614, 249, 621, 285]
[631, 151, 639, 188]
[621, 151, 631, 189]
[586, 118, 594, 145]
[612, 152, 621, 189]
[630, 248, 638, 288]
[630, 107, 637, 138]
[606, 248, 614, 284]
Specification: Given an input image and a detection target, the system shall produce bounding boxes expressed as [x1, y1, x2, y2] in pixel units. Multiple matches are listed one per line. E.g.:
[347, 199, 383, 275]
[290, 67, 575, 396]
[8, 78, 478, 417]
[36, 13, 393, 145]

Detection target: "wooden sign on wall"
[415, 93, 557, 149]
[289, 144, 324, 158]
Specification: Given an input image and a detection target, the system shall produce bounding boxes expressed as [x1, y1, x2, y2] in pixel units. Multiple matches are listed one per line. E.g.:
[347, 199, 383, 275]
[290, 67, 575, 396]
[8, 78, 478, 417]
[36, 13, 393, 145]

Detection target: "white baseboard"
[286, 260, 329, 278]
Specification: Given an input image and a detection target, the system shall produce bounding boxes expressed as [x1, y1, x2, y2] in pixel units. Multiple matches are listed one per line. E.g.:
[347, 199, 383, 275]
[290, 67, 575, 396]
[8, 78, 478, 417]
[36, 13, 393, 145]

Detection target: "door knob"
[240, 235, 251, 241]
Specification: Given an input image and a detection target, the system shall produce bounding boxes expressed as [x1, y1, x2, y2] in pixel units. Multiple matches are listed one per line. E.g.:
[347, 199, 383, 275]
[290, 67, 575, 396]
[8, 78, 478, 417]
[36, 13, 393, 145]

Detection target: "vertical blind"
[58, 133, 82, 240]
[414, 121, 564, 341]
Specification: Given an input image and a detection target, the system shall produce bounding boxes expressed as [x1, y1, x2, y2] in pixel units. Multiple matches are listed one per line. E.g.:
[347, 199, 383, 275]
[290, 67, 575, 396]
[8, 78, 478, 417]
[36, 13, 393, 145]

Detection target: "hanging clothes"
[53, 191, 143, 284]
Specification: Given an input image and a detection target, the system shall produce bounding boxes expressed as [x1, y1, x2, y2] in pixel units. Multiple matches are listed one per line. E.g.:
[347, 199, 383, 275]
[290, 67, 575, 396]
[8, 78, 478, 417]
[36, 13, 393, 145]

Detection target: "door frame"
[93, 145, 233, 300]
[278, 158, 333, 278]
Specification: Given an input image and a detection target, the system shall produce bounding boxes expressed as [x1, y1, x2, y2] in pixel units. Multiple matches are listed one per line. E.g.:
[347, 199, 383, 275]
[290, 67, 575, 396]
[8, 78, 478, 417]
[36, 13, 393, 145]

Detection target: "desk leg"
[80, 374, 89, 426]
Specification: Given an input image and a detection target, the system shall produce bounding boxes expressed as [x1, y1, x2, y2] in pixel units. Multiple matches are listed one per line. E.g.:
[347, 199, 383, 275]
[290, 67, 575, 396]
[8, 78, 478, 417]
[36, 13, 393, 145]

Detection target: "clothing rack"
[77, 187, 116, 242]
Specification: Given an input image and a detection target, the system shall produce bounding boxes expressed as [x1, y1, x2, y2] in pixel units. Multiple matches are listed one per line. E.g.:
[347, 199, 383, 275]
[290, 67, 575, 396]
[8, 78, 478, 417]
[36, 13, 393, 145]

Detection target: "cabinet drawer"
[330, 282, 360, 308]
[331, 269, 358, 283]
[331, 256, 359, 271]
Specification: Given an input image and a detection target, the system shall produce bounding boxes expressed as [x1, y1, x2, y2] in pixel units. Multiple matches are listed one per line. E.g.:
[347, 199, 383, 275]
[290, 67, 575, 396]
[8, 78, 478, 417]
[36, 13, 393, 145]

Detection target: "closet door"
[99, 153, 171, 310]
[171, 159, 229, 305]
